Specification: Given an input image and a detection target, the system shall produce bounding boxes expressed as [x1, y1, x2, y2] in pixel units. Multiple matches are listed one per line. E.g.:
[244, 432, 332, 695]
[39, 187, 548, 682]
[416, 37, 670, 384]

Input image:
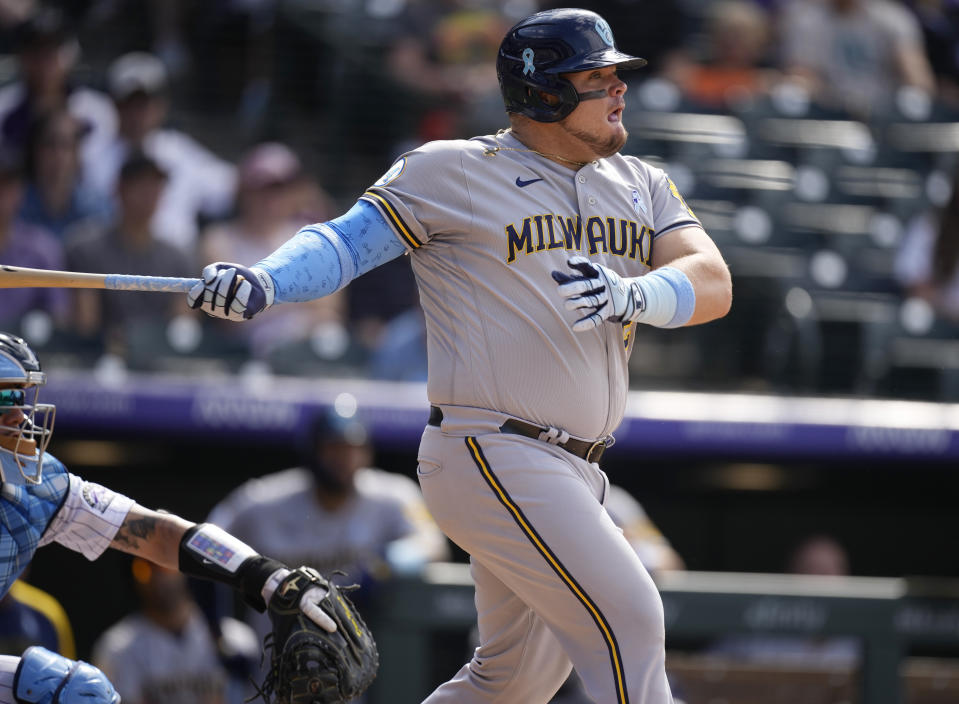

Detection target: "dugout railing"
[366, 563, 959, 704]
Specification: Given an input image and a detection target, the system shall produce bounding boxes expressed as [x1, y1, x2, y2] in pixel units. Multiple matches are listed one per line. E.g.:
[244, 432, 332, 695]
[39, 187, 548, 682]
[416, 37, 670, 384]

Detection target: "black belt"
[427, 406, 607, 463]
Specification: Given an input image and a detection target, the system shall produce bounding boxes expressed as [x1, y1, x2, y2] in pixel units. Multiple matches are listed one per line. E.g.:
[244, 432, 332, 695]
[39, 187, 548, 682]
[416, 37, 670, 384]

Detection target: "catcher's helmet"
[496, 8, 647, 123]
[0, 332, 55, 484]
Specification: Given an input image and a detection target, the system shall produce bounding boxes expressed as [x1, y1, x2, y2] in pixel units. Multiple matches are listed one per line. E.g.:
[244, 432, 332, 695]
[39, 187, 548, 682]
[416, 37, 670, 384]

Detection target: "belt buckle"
[586, 439, 606, 463]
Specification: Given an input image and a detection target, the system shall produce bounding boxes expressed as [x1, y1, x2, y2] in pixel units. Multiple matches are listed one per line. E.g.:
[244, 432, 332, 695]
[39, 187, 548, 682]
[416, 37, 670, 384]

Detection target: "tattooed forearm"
[113, 515, 160, 550]
[109, 504, 194, 569]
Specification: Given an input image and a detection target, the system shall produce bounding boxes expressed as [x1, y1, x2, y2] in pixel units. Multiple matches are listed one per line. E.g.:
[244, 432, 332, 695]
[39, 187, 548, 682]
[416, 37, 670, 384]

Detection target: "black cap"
[119, 151, 167, 182]
[310, 408, 369, 447]
[13, 8, 74, 52]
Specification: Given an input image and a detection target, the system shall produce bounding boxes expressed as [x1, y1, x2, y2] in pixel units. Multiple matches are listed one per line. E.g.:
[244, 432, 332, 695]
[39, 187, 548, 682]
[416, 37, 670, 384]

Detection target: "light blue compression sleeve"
[255, 200, 407, 304]
[632, 266, 696, 328]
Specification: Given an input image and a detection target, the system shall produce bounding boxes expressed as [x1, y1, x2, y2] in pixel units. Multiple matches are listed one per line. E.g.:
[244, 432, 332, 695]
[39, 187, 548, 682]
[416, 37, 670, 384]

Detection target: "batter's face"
[559, 66, 628, 158]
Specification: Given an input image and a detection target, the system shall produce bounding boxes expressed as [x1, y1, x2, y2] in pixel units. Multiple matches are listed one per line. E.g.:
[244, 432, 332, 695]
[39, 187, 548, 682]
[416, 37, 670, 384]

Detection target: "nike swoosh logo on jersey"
[515, 176, 544, 188]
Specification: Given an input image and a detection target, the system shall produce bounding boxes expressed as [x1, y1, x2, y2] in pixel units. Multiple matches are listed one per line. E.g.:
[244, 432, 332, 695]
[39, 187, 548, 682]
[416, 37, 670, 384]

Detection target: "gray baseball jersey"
[207, 467, 448, 581]
[93, 611, 257, 704]
[357, 131, 701, 703]
[207, 465, 449, 689]
[361, 130, 700, 440]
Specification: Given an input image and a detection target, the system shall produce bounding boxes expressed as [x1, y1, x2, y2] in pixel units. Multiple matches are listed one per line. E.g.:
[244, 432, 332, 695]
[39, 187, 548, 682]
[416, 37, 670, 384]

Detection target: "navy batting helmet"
[496, 8, 646, 123]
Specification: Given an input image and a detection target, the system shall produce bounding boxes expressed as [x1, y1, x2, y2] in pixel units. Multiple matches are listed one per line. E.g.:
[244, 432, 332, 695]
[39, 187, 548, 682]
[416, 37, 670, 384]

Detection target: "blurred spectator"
[787, 533, 849, 576]
[64, 151, 193, 357]
[707, 533, 861, 667]
[663, 0, 778, 110]
[18, 107, 111, 239]
[334, 0, 507, 169]
[200, 141, 345, 361]
[367, 305, 427, 382]
[86, 51, 237, 256]
[543, 0, 686, 74]
[777, 0, 936, 118]
[0, 1, 36, 42]
[183, 1, 277, 134]
[146, 0, 190, 78]
[0, 1, 33, 23]
[906, 0, 959, 106]
[93, 557, 259, 704]
[605, 483, 685, 574]
[0, 148, 67, 328]
[0, 6, 117, 174]
[348, 257, 419, 360]
[0, 578, 75, 657]
[895, 164, 959, 322]
[391, 3, 509, 140]
[207, 408, 449, 665]
[202, 142, 333, 263]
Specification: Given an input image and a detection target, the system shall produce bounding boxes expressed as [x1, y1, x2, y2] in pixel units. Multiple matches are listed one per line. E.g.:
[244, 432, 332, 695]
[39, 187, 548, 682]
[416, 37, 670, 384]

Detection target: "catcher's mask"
[496, 8, 647, 123]
[0, 333, 55, 484]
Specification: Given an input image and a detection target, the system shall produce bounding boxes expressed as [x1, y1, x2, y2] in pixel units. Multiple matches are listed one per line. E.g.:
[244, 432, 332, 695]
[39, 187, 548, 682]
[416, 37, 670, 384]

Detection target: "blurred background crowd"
[1, 0, 959, 702]
[0, 0, 957, 399]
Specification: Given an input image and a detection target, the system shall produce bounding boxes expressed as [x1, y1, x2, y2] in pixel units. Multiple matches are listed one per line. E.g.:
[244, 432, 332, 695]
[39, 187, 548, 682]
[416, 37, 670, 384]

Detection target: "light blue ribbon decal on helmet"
[595, 18, 614, 47]
[522, 48, 535, 75]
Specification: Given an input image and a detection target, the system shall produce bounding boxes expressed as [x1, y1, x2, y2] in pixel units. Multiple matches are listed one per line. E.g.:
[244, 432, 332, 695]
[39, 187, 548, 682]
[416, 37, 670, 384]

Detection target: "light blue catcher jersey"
[0, 452, 70, 596]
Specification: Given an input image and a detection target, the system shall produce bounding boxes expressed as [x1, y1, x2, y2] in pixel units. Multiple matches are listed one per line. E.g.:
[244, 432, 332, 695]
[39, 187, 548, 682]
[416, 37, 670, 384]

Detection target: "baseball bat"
[0, 265, 200, 293]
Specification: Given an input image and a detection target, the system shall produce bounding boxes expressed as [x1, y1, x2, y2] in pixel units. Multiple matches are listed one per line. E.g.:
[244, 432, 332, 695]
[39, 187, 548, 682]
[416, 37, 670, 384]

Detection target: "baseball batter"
[0, 333, 339, 704]
[188, 8, 732, 703]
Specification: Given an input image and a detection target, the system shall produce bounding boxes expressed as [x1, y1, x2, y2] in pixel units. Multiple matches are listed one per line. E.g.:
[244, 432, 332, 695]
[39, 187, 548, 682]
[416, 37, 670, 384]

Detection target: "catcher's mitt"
[260, 567, 379, 704]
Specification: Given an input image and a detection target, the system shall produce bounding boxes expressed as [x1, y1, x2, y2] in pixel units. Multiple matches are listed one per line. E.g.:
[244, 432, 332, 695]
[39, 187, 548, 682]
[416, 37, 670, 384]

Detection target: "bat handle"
[104, 274, 201, 293]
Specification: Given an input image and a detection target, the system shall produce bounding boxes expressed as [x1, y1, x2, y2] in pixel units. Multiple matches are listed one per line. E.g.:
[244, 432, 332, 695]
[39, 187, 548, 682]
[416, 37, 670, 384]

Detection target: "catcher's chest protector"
[0, 454, 70, 595]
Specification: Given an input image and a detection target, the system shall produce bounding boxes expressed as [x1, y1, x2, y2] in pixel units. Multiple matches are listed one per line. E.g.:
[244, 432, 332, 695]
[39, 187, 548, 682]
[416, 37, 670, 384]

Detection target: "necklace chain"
[483, 128, 590, 168]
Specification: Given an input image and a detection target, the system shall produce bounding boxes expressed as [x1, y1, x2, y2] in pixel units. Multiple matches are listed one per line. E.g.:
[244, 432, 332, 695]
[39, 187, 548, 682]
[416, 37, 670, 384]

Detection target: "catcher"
[0, 331, 377, 704]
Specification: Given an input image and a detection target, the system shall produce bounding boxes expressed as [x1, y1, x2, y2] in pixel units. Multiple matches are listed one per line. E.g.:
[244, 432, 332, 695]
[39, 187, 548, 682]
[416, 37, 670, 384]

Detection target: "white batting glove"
[261, 567, 337, 633]
[551, 256, 645, 332]
[187, 262, 275, 321]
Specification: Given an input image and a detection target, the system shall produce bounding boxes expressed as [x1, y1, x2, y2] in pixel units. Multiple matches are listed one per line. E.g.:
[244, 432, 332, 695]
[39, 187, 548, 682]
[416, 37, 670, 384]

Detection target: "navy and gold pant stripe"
[360, 189, 421, 249]
[465, 437, 629, 704]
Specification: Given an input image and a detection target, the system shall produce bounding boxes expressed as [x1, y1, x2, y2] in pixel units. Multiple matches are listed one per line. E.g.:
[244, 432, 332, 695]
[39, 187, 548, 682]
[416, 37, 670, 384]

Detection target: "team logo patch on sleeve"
[374, 158, 406, 187]
[81, 482, 115, 514]
[666, 177, 696, 219]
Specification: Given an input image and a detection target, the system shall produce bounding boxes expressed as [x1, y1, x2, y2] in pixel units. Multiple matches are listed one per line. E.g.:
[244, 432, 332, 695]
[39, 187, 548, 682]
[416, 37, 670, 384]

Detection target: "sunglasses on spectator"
[0, 389, 26, 407]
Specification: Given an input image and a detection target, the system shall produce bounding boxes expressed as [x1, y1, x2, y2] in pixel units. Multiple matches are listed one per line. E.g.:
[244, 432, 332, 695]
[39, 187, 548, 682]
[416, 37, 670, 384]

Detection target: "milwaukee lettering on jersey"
[505, 214, 652, 265]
